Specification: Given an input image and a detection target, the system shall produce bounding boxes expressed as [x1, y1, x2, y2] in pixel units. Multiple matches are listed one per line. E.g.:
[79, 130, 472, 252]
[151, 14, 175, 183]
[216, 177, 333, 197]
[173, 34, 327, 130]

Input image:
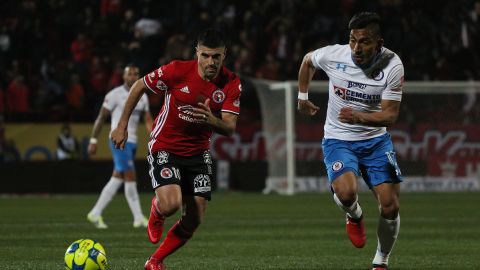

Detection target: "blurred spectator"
[70, 33, 93, 76]
[56, 123, 80, 160]
[66, 74, 85, 111]
[6, 75, 29, 117]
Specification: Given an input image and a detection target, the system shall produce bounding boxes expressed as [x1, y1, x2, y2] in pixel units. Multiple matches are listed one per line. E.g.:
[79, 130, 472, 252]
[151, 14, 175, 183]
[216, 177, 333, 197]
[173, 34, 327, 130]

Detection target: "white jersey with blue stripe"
[103, 84, 150, 144]
[311, 44, 404, 141]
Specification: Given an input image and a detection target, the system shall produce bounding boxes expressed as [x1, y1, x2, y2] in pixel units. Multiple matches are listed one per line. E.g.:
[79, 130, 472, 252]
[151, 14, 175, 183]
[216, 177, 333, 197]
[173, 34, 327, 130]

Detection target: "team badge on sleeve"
[156, 80, 168, 91]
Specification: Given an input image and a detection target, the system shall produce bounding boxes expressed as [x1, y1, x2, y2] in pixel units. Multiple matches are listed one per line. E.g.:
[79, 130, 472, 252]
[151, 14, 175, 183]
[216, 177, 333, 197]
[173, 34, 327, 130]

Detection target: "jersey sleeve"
[102, 91, 115, 111]
[382, 64, 404, 101]
[143, 61, 176, 94]
[221, 78, 242, 115]
[310, 47, 330, 71]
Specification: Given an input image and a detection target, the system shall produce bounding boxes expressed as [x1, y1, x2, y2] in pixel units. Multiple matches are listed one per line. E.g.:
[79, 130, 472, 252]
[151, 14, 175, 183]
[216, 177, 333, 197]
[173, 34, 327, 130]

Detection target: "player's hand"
[111, 127, 128, 150]
[87, 143, 97, 155]
[298, 100, 320, 116]
[192, 98, 212, 124]
[338, 107, 359, 124]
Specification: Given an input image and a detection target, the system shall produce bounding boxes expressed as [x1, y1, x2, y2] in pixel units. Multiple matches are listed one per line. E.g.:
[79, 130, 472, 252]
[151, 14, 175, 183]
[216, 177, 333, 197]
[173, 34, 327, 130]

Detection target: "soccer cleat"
[144, 257, 166, 270]
[346, 215, 366, 248]
[372, 264, 388, 270]
[147, 197, 165, 244]
[134, 217, 149, 228]
[87, 213, 108, 229]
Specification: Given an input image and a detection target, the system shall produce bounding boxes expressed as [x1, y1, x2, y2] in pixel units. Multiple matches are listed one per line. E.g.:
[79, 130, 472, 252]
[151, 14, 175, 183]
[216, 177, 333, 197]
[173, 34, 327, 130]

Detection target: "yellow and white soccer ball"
[65, 239, 107, 270]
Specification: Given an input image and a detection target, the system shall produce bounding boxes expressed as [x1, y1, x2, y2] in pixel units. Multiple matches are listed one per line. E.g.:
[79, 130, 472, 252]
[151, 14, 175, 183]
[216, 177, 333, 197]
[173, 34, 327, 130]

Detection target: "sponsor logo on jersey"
[212, 89, 225, 103]
[371, 69, 384, 81]
[156, 80, 168, 91]
[160, 168, 173, 179]
[336, 63, 348, 72]
[177, 105, 202, 123]
[180, 86, 190, 93]
[156, 151, 169, 165]
[194, 174, 211, 193]
[333, 85, 381, 105]
[332, 161, 343, 172]
[347, 81, 367, 89]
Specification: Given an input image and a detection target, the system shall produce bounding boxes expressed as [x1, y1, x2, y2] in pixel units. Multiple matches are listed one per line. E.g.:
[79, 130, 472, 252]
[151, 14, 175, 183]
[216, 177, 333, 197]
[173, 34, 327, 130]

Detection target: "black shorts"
[147, 150, 213, 200]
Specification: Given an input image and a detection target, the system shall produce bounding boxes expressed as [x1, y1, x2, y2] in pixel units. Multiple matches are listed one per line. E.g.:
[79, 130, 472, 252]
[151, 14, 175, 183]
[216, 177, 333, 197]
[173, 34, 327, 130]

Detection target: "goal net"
[253, 80, 480, 194]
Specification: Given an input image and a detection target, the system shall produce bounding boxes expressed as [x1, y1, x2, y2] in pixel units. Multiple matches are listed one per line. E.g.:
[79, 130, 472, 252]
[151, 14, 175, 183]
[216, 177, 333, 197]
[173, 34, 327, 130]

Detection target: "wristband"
[89, 138, 98, 144]
[298, 92, 308, 100]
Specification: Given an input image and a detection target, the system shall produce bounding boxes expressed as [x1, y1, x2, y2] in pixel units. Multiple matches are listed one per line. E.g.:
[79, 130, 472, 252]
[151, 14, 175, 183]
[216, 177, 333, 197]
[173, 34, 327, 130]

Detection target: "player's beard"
[204, 65, 218, 80]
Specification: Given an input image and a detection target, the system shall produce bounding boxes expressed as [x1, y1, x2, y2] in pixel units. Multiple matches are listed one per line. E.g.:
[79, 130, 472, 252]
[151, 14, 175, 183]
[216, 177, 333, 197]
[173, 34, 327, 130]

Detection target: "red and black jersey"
[143, 60, 241, 156]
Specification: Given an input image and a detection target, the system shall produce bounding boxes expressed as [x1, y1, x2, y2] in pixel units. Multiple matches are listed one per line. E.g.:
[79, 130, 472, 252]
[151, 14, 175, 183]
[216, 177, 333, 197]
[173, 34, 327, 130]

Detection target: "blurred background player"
[111, 28, 241, 270]
[87, 64, 154, 229]
[297, 12, 404, 270]
[56, 123, 79, 160]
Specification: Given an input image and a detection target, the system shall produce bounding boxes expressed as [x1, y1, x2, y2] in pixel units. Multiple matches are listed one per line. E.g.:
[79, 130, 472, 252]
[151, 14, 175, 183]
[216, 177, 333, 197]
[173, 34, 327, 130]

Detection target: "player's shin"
[373, 214, 400, 266]
[151, 221, 194, 262]
[124, 181, 145, 223]
[89, 176, 123, 216]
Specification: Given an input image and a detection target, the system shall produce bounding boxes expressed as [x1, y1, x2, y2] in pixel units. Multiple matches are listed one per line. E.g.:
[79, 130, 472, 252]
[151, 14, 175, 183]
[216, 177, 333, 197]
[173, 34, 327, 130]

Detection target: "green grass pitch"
[1, 192, 479, 269]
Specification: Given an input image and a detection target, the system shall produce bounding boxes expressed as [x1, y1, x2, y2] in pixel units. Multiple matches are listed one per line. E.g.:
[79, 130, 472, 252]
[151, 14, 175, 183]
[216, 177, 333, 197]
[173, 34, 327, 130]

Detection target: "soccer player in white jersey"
[87, 64, 154, 229]
[298, 12, 404, 270]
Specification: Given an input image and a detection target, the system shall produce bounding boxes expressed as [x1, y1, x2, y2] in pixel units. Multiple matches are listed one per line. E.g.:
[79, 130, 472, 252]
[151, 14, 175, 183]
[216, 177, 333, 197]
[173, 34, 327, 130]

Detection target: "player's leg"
[146, 151, 183, 244]
[121, 142, 148, 227]
[87, 171, 123, 229]
[144, 184, 182, 270]
[87, 141, 126, 228]
[371, 183, 400, 269]
[323, 138, 366, 248]
[147, 151, 212, 269]
[358, 133, 402, 269]
[151, 195, 207, 263]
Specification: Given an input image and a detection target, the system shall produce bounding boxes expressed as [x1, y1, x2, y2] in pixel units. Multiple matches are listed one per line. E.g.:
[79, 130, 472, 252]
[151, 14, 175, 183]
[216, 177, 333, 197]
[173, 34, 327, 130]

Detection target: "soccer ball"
[64, 239, 107, 270]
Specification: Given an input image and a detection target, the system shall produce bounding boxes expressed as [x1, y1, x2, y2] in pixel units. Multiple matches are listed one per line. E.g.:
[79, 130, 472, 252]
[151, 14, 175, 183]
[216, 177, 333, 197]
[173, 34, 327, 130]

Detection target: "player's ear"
[222, 47, 227, 60]
[376, 38, 384, 51]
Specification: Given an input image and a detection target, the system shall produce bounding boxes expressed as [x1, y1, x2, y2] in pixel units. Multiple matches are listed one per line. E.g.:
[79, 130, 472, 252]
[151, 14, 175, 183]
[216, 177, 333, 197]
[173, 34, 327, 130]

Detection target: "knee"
[335, 190, 358, 206]
[380, 199, 400, 219]
[157, 198, 181, 217]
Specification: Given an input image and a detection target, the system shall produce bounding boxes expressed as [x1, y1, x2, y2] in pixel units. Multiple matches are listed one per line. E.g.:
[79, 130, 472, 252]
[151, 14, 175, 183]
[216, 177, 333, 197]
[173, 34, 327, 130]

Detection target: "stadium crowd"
[0, 0, 479, 122]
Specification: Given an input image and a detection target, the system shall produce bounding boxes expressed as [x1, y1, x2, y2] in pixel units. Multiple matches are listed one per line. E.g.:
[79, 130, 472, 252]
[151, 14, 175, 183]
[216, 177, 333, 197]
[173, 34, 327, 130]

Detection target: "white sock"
[89, 176, 123, 216]
[373, 214, 400, 266]
[124, 181, 144, 222]
[333, 193, 363, 219]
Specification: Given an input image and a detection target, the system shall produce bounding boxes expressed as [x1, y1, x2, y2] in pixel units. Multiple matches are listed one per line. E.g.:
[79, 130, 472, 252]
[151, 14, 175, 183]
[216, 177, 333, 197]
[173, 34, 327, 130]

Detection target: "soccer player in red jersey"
[111, 28, 241, 270]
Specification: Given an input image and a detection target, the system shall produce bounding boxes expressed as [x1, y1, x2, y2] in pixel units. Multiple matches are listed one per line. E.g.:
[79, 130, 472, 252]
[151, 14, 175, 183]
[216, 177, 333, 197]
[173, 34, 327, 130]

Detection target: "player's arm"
[144, 110, 154, 134]
[111, 79, 147, 149]
[339, 99, 400, 127]
[88, 107, 110, 155]
[297, 51, 320, 116]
